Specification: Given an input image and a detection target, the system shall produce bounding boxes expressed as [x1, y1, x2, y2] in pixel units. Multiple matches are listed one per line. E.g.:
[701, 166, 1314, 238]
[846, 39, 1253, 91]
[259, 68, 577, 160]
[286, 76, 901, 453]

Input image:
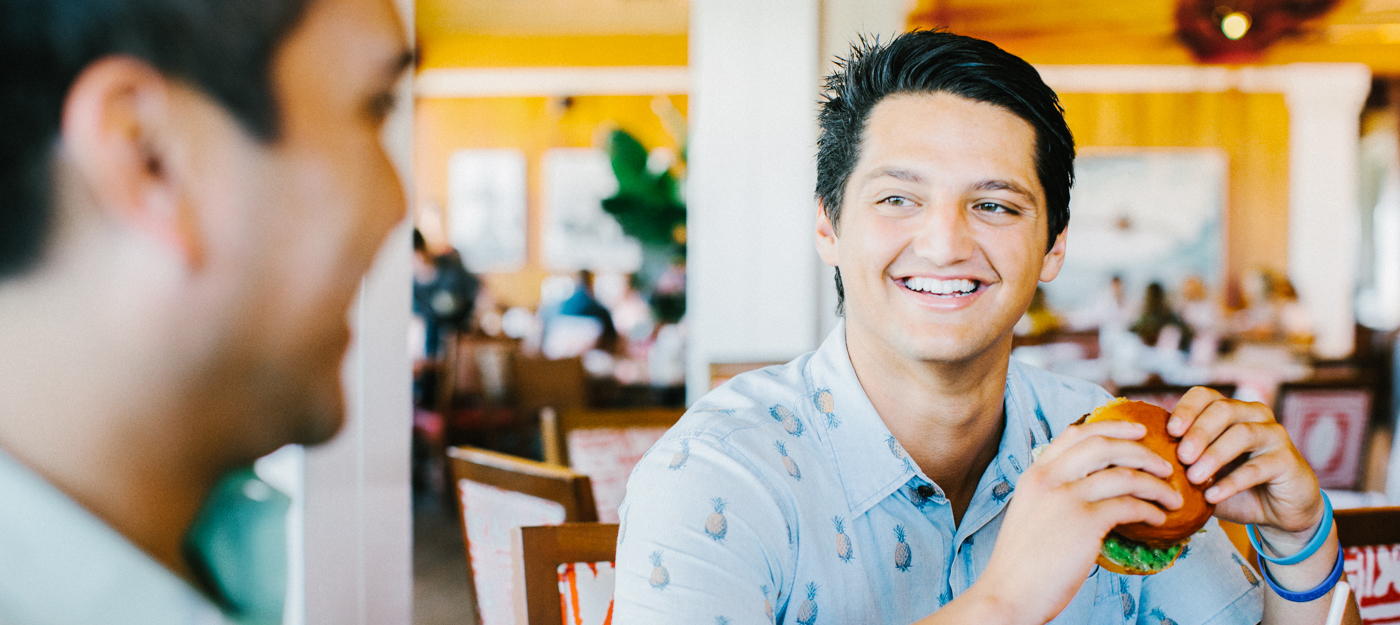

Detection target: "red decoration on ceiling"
[1175, 0, 1341, 63]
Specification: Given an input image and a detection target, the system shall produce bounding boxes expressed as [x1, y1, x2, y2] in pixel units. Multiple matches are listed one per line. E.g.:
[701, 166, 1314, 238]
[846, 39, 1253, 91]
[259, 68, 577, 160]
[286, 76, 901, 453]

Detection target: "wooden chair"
[513, 523, 620, 625]
[1275, 380, 1376, 489]
[1116, 383, 1237, 412]
[448, 446, 598, 625]
[709, 361, 785, 390]
[512, 355, 588, 415]
[540, 407, 685, 522]
[1335, 507, 1400, 624]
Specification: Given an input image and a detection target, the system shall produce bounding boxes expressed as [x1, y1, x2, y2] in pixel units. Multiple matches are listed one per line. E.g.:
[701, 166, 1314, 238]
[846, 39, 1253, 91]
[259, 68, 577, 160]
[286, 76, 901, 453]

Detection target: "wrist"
[956, 583, 1021, 625]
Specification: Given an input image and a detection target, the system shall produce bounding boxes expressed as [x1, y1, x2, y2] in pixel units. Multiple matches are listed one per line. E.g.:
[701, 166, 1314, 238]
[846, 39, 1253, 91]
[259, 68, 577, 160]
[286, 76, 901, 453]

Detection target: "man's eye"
[975, 202, 1012, 214]
[879, 196, 913, 207]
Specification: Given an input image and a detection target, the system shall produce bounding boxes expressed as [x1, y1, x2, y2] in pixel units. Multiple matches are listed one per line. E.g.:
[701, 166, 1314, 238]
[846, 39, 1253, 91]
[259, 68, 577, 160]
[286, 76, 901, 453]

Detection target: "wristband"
[1246, 491, 1333, 566]
[1257, 545, 1344, 603]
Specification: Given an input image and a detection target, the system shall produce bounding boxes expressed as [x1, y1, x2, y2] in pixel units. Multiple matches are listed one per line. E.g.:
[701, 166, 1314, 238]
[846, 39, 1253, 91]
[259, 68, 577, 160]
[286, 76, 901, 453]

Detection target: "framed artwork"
[1277, 384, 1373, 489]
[543, 148, 643, 273]
[447, 149, 527, 273]
[1043, 148, 1226, 311]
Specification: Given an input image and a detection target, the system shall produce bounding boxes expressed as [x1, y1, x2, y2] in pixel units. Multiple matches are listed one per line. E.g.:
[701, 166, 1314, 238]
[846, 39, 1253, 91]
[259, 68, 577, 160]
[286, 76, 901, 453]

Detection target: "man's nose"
[911, 201, 975, 267]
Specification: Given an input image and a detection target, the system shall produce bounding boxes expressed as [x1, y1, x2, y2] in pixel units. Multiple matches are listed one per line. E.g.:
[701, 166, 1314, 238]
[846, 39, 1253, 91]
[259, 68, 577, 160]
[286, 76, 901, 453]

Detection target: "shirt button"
[917, 485, 935, 498]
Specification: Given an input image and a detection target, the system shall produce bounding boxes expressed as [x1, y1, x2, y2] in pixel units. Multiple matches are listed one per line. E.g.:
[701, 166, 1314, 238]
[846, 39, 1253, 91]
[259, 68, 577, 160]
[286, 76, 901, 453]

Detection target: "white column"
[688, 0, 823, 402]
[297, 0, 415, 621]
[1281, 63, 1371, 360]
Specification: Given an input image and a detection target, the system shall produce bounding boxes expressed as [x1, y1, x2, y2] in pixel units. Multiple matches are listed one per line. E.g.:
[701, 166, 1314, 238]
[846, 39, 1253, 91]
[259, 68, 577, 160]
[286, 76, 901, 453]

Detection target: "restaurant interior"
[380, 0, 1400, 623]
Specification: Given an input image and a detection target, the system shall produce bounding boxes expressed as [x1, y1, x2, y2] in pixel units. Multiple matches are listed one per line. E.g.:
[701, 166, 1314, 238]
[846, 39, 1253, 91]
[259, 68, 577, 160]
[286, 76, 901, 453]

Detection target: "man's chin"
[287, 387, 348, 446]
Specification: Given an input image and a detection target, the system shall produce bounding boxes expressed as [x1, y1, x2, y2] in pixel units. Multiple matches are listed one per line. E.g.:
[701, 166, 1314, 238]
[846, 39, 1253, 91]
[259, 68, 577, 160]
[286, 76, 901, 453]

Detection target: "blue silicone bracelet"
[1257, 544, 1344, 603]
[1246, 491, 1333, 566]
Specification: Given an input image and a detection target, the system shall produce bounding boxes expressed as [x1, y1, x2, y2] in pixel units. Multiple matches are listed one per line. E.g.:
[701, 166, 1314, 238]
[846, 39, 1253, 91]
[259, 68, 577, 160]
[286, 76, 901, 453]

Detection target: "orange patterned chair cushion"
[460, 480, 567, 625]
[1344, 544, 1400, 624]
[566, 427, 669, 523]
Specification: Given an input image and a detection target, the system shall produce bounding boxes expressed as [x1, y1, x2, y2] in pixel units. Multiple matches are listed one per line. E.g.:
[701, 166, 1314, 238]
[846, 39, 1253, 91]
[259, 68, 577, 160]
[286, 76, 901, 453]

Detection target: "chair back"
[513, 523, 620, 625]
[709, 361, 785, 390]
[513, 355, 588, 415]
[1275, 381, 1375, 489]
[1117, 384, 1238, 412]
[1336, 507, 1400, 625]
[541, 407, 684, 522]
[448, 446, 598, 625]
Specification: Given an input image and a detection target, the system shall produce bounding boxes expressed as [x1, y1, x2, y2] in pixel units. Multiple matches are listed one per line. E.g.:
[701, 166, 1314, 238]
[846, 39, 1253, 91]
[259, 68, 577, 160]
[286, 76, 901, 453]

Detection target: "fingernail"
[1167, 417, 1181, 433]
[1178, 440, 1194, 459]
[1187, 465, 1202, 482]
[1205, 486, 1220, 501]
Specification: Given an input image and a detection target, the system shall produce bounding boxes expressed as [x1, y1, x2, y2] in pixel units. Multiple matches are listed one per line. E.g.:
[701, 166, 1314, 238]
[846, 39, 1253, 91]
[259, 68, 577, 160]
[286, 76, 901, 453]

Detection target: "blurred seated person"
[543, 270, 619, 360]
[1274, 279, 1314, 349]
[1132, 282, 1193, 352]
[1014, 287, 1062, 337]
[1178, 275, 1222, 365]
[1232, 269, 1313, 348]
[1068, 273, 1134, 331]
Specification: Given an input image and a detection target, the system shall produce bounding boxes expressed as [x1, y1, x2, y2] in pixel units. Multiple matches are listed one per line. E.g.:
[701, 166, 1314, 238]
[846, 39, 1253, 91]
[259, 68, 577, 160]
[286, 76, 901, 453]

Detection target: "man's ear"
[60, 56, 204, 269]
[815, 201, 840, 268]
[1038, 227, 1068, 283]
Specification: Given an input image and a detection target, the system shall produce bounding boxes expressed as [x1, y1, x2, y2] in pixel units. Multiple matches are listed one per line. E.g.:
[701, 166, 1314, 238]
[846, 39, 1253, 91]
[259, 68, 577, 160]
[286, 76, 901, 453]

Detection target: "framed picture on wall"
[1277, 382, 1373, 489]
[543, 148, 643, 273]
[1042, 148, 1226, 313]
[447, 149, 527, 273]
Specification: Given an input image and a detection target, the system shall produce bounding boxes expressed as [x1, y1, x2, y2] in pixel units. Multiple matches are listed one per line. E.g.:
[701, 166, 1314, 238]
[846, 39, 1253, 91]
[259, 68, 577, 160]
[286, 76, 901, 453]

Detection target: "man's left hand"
[1166, 387, 1325, 543]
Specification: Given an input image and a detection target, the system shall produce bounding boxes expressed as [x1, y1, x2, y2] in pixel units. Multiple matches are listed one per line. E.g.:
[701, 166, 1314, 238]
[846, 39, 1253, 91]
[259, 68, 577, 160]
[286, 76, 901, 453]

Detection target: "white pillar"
[688, 0, 823, 402]
[1281, 63, 1371, 360]
[296, 0, 415, 622]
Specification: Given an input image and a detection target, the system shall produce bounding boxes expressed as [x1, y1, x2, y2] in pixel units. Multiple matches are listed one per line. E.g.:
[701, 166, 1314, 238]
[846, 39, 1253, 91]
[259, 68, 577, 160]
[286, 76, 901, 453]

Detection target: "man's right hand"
[944, 418, 1184, 625]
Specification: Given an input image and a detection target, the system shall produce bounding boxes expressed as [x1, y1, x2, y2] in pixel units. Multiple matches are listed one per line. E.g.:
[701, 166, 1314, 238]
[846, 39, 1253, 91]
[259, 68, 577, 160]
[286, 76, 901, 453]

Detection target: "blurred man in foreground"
[0, 0, 410, 622]
[616, 31, 1356, 624]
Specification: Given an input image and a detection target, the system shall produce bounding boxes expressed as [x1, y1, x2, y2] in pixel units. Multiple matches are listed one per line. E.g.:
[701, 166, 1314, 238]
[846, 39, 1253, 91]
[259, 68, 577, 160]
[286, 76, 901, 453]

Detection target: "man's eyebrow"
[865, 168, 924, 184]
[971, 179, 1037, 202]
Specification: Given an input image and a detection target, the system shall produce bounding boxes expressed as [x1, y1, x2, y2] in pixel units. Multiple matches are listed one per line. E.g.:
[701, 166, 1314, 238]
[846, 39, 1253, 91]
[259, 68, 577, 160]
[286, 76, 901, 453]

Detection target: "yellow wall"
[415, 95, 687, 308]
[418, 34, 688, 69]
[1059, 92, 1291, 305]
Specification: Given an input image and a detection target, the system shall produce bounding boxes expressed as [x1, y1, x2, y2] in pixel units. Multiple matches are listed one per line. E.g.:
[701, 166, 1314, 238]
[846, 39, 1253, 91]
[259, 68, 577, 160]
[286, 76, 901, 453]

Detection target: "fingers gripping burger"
[1077, 398, 1215, 575]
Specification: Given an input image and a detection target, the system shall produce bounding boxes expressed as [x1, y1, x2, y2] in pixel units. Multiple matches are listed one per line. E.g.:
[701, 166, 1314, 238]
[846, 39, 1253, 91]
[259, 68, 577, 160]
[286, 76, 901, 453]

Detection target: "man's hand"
[965, 418, 1181, 625]
[1167, 387, 1323, 543]
[1167, 387, 1357, 625]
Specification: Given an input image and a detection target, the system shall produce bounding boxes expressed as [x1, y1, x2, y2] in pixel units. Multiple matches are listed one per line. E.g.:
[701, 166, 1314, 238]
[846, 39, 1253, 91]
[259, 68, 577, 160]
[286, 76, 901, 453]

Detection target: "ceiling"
[417, 0, 688, 38]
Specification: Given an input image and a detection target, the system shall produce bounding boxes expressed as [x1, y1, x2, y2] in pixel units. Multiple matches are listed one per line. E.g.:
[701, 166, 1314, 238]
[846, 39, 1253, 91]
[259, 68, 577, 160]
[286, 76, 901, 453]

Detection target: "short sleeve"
[613, 435, 794, 625]
[1137, 518, 1264, 625]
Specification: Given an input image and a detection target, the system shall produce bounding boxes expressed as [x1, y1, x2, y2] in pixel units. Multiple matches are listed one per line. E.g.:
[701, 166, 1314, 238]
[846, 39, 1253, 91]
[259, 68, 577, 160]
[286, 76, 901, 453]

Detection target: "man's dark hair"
[0, 0, 313, 279]
[816, 30, 1075, 312]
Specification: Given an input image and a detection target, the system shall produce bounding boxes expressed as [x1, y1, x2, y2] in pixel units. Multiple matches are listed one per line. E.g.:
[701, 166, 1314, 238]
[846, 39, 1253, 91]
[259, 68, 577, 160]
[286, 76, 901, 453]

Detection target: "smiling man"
[0, 0, 409, 622]
[615, 31, 1355, 625]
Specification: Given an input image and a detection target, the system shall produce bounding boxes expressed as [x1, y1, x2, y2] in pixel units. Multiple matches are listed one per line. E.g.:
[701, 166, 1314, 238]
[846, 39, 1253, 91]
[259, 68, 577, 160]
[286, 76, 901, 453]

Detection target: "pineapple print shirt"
[614, 323, 1264, 624]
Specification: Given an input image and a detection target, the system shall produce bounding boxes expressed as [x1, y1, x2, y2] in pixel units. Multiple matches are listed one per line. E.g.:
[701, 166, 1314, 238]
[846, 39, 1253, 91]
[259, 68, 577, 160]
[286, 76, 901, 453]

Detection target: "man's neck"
[0, 282, 229, 584]
[844, 321, 1012, 525]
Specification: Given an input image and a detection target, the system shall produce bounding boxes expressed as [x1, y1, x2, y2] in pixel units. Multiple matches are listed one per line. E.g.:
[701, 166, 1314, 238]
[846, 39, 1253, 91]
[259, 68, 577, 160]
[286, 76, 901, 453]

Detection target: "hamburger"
[1077, 398, 1215, 575]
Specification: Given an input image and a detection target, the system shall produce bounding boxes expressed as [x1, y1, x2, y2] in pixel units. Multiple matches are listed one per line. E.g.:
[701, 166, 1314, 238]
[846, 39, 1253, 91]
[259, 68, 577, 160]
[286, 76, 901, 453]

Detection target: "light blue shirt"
[0, 450, 286, 625]
[615, 324, 1264, 624]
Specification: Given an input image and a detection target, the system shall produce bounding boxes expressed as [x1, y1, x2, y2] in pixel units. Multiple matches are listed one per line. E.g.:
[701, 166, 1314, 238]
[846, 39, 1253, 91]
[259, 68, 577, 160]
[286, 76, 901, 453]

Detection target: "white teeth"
[905, 277, 977, 295]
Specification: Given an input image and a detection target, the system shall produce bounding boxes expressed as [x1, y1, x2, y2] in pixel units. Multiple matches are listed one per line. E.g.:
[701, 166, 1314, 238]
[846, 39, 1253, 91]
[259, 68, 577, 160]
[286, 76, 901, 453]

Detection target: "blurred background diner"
[394, 0, 1400, 623]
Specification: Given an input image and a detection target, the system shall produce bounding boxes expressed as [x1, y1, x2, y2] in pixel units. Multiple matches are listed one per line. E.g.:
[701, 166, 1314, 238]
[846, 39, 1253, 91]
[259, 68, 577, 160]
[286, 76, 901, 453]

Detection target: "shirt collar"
[805, 323, 1052, 520]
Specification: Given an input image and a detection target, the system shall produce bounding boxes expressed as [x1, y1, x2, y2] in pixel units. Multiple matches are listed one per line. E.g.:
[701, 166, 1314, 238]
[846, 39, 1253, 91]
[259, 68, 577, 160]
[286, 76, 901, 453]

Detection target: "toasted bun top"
[1081, 399, 1215, 547]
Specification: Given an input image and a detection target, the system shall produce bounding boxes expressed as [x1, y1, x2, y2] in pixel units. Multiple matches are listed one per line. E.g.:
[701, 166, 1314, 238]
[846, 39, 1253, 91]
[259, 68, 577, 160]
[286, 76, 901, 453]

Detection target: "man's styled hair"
[816, 30, 1075, 312]
[0, 0, 313, 279]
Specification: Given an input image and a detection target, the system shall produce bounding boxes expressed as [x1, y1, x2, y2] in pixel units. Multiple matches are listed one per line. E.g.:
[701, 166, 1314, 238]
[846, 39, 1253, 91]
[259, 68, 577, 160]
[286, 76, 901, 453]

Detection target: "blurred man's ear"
[60, 57, 204, 269]
[815, 201, 839, 268]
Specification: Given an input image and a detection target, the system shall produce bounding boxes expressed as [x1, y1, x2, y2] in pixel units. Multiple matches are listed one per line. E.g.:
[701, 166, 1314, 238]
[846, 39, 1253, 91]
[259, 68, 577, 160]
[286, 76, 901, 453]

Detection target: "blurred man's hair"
[815, 30, 1076, 312]
[0, 0, 313, 279]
